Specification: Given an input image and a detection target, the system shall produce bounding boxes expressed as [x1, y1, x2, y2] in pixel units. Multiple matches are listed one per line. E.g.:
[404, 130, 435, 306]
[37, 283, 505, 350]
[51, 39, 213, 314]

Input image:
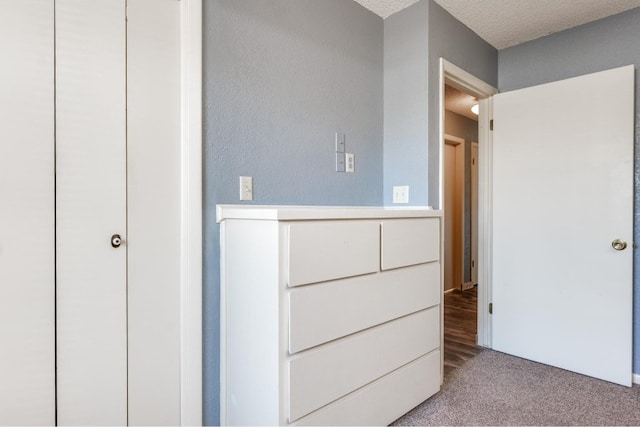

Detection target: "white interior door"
[491, 65, 634, 386]
[0, 1, 55, 424]
[56, 1, 128, 424]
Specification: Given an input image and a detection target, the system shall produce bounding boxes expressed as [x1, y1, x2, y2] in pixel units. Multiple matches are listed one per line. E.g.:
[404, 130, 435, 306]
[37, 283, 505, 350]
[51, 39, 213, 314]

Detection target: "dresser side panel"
[221, 219, 281, 425]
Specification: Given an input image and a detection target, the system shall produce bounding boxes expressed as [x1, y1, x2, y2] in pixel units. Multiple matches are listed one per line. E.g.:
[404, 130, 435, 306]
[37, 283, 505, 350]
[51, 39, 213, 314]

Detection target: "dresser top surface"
[216, 205, 442, 222]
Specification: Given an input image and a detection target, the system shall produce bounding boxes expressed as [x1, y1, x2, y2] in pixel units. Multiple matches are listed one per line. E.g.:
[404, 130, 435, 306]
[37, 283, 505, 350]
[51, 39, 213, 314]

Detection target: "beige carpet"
[393, 349, 640, 426]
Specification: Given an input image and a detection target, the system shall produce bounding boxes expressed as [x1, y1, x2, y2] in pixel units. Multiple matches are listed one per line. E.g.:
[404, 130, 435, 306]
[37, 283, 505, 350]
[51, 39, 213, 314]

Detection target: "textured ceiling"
[352, 0, 420, 18]
[434, 0, 640, 49]
[356, 0, 640, 49]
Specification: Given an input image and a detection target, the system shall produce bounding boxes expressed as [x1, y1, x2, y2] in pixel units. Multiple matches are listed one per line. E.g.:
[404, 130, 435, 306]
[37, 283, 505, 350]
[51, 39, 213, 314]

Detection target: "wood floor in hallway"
[443, 286, 483, 377]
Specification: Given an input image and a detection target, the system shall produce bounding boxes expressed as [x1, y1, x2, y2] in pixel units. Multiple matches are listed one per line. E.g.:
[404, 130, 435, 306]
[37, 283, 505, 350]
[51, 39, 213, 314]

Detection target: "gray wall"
[427, 1, 497, 208]
[382, 0, 497, 207]
[445, 109, 478, 284]
[498, 7, 640, 374]
[383, 0, 430, 205]
[202, 1, 383, 424]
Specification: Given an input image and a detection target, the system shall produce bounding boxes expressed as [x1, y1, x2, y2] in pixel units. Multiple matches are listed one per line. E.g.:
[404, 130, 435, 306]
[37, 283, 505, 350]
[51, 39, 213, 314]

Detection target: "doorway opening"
[442, 86, 480, 376]
[439, 59, 497, 377]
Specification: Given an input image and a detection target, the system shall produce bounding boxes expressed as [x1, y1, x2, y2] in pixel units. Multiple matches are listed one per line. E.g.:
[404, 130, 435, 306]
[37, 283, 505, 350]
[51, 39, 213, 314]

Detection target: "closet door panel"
[0, 1, 55, 425]
[56, 1, 127, 424]
[127, 0, 182, 424]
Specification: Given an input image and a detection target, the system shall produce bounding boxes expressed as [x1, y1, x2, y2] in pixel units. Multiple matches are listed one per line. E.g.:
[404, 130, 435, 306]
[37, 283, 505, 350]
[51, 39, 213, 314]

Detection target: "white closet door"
[127, 0, 182, 424]
[56, 1, 127, 424]
[0, 1, 55, 425]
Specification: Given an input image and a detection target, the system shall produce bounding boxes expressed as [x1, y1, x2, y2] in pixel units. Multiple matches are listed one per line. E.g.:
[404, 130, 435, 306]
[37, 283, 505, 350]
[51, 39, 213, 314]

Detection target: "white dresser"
[218, 205, 443, 426]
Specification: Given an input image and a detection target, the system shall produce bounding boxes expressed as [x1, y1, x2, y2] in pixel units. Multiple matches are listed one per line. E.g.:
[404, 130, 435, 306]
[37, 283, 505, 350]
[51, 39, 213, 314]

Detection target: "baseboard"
[460, 281, 474, 291]
[445, 283, 474, 293]
[633, 373, 640, 385]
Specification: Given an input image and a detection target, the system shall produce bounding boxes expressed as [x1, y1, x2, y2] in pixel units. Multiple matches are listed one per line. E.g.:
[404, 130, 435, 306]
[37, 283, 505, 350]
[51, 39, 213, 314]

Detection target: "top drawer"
[287, 220, 380, 287]
[381, 219, 440, 270]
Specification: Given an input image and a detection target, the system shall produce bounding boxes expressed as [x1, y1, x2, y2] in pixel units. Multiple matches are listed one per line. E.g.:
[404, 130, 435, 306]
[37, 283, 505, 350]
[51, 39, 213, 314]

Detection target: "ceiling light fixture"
[471, 104, 479, 115]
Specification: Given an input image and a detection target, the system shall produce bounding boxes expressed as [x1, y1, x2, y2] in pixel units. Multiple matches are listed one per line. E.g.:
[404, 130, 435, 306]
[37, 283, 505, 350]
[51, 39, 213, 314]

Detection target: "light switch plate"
[392, 186, 409, 204]
[335, 132, 345, 153]
[336, 153, 346, 172]
[239, 176, 253, 201]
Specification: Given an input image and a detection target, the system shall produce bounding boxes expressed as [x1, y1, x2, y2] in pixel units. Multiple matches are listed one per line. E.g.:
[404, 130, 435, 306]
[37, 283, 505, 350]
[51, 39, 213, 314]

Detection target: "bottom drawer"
[293, 350, 441, 426]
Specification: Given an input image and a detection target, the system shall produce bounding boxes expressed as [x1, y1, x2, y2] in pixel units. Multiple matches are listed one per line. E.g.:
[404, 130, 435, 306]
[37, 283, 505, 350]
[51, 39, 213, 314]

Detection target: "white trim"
[470, 142, 479, 285]
[438, 68, 446, 212]
[443, 60, 497, 99]
[444, 133, 464, 145]
[180, 0, 203, 425]
[477, 97, 494, 348]
[634, 374, 640, 385]
[439, 58, 497, 349]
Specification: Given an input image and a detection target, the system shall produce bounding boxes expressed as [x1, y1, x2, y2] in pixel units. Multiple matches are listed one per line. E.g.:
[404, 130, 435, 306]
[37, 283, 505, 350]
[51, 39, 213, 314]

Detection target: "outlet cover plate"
[240, 176, 253, 201]
[345, 153, 354, 173]
[392, 186, 409, 204]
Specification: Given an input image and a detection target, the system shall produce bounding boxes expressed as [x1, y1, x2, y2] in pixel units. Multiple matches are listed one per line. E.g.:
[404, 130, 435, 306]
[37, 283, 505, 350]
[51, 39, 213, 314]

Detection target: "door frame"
[179, 0, 202, 424]
[470, 141, 479, 286]
[444, 134, 465, 291]
[439, 58, 497, 347]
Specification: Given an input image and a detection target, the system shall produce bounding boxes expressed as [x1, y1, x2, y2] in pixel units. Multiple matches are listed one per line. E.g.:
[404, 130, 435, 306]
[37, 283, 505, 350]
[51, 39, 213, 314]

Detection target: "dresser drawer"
[287, 220, 380, 287]
[288, 308, 439, 422]
[292, 351, 441, 426]
[289, 263, 440, 354]
[381, 219, 440, 270]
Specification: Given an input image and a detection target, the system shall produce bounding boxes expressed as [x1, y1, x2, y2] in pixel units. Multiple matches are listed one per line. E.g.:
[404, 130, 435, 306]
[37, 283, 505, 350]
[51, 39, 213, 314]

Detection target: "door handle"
[611, 239, 627, 251]
[111, 234, 123, 248]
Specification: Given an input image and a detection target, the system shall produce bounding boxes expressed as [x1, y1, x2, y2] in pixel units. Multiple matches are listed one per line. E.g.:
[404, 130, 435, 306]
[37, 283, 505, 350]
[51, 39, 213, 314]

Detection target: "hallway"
[443, 287, 483, 377]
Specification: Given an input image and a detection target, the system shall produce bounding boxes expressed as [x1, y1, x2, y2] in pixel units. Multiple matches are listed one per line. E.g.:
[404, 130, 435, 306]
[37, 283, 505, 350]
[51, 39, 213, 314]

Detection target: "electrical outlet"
[345, 153, 355, 173]
[239, 176, 253, 201]
[392, 186, 409, 204]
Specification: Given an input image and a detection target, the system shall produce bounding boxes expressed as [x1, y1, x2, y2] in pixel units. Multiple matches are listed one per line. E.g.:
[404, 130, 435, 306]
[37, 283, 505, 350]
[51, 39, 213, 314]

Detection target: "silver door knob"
[111, 234, 123, 248]
[612, 239, 627, 251]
